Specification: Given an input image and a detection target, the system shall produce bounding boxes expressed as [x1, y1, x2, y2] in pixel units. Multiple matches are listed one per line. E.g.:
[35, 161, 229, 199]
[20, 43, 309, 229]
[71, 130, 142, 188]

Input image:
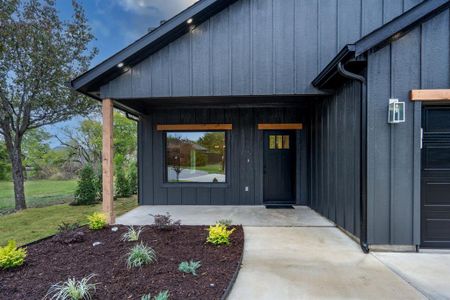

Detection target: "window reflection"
[166, 132, 226, 183]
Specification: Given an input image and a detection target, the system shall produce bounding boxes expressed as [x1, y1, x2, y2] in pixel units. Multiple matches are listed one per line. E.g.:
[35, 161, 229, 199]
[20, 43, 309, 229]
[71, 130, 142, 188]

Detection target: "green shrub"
[141, 291, 170, 300]
[57, 222, 80, 234]
[217, 219, 233, 227]
[0, 240, 27, 269]
[121, 226, 143, 242]
[127, 243, 156, 268]
[74, 165, 97, 205]
[87, 212, 107, 230]
[115, 165, 132, 198]
[45, 273, 97, 300]
[128, 163, 138, 195]
[206, 224, 236, 245]
[178, 260, 201, 276]
[94, 168, 102, 201]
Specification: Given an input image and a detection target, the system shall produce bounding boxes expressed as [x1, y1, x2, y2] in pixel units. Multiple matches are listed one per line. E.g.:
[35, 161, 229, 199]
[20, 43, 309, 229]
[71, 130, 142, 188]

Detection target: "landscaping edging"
[220, 227, 244, 300]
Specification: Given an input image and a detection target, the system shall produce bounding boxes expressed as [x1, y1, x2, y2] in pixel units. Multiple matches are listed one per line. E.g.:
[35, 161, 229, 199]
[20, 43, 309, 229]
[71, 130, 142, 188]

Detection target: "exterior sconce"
[388, 99, 405, 124]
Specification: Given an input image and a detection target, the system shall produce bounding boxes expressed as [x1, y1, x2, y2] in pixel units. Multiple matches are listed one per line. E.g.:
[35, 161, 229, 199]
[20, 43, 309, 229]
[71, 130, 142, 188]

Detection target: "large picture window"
[165, 131, 226, 183]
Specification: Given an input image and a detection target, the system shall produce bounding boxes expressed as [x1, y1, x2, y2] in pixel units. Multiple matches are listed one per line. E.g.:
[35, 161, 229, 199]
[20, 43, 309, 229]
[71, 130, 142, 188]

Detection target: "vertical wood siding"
[101, 0, 421, 99]
[139, 107, 308, 205]
[367, 8, 449, 245]
[309, 81, 362, 238]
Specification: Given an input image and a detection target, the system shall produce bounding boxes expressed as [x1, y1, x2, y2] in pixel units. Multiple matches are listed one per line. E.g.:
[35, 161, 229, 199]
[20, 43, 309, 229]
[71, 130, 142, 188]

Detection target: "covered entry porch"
[116, 205, 333, 227]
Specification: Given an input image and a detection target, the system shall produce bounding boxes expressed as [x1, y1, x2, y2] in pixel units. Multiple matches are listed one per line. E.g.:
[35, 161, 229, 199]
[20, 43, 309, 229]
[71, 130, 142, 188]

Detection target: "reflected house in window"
[166, 132, 226, 183]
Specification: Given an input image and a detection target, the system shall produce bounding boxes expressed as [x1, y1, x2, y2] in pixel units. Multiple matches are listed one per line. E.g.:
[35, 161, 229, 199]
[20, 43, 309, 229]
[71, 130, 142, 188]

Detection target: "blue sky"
[46, 0, 197, 146]
[57, 0, 198, 66]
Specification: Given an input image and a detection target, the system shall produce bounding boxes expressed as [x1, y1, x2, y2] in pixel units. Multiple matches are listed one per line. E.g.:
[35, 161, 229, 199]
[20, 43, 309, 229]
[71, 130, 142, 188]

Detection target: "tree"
[0, 141, 11, 180]
[73, 164, 97, 205]
[0, 0, 97, 210]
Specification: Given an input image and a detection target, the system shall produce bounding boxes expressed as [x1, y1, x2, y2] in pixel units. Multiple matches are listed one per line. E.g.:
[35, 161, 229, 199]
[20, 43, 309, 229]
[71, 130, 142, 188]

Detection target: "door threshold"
[264, 204, 295, 209]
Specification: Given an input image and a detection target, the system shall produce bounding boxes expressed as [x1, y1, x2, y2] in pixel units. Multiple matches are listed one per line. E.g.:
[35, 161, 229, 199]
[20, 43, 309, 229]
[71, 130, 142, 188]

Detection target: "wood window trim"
[156, 124, 233, 131]
[258, 123, 303, 130]
[410, 89, 450, 101]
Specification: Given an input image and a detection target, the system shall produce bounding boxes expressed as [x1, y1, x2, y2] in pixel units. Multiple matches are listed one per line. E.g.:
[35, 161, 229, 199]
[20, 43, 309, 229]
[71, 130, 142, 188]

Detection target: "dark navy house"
[72, 0, 450, 250]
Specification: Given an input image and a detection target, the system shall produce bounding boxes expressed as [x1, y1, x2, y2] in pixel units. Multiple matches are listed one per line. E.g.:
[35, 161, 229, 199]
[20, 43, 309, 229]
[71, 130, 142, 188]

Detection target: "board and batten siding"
[100, 0, 422, 99]
[367, 8, 450, 245]
[309, 81, 362, 238]
[138, 107, 308, 206]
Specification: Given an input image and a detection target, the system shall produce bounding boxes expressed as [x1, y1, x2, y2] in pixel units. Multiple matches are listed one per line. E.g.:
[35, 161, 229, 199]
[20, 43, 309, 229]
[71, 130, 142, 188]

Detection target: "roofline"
[71, 0, 237, 94]
[312, 0, 449, 89]
[311, 45, 356, 88]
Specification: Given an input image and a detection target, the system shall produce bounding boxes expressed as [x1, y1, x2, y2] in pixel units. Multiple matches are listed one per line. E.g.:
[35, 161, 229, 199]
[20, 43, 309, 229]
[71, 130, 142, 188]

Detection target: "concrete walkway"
[228, 227, 424, 300]
[116, 206, 442, 299]
[373, 252, 450, 300]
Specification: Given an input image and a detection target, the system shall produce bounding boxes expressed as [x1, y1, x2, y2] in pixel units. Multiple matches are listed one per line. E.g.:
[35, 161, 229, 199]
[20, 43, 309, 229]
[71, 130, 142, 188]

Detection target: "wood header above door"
[257, 123, 303, 130]
[410, 89, 450, 101]
[156, 124, 233, 131]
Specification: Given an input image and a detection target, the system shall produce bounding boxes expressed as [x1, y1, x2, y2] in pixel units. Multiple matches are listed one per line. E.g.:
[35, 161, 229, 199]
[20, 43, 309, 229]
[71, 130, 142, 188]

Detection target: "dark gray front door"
[421, 105, 450, 248]
[263, 131, 296, 204]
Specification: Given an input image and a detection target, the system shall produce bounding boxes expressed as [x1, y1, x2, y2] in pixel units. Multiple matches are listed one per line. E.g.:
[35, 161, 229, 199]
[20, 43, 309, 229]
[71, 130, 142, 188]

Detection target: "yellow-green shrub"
[0, 240, 27, 269]
[206, 224, 236, 245]
[87, 212, 107, 230]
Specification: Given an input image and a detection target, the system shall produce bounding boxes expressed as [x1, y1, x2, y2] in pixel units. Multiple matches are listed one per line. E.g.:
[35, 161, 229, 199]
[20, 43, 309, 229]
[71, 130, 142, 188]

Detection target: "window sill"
[161, 183, 230, 188]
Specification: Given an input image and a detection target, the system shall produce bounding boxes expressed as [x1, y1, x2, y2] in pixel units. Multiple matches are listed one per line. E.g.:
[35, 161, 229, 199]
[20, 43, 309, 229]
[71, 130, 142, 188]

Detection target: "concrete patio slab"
[228, 227, 424, 300]
[373, 252, 450, 300]
[116, 205, 333, 227]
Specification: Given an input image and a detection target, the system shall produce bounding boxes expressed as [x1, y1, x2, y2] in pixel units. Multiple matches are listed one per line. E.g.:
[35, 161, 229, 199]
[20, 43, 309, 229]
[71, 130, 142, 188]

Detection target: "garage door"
[421, 105, 450, 248]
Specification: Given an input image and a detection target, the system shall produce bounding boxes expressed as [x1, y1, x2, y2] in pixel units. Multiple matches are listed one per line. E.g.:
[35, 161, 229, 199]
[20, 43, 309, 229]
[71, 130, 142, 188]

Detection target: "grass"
[0, 196, 138, 246]
[0, 180, 77, 213]
[195, 163, 225, 174]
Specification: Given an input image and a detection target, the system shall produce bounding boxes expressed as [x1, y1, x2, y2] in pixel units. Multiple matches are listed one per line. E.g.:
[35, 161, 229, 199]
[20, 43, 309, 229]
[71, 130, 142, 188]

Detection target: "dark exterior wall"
[138, 107, 309, 205]
[367, 8, 450, 245]
[309, 81, 361, 237]
[100, 0, 422, 99]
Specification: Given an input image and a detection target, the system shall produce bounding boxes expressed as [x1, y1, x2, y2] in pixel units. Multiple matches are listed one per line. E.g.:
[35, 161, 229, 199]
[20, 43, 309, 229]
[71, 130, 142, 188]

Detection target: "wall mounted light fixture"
[388, 98, 405, 124]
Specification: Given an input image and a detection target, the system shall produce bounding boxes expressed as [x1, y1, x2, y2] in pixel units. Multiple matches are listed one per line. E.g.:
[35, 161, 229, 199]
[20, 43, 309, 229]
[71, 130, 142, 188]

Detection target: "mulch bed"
[0, 225, 244, 300]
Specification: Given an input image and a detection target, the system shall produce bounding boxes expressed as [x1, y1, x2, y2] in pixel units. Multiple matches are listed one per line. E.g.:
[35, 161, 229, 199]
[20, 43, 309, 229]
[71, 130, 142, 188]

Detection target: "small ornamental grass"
[121, 226, 143, 242]
[45, 274, 97, 300]
[206, 224, 236, 245]
[87, 212, 107, 230]
[57, 222, 80, 234]
[127, 243, 156, 268]
[217, 219, 233, 227]
[178, 260, 201, 276]
[0, 240, 27, 269]
[141, 290, 170, 300]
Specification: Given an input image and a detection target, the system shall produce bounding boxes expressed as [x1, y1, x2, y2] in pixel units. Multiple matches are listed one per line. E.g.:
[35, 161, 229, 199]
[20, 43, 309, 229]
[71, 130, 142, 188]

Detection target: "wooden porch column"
[102, 99, 115, 224]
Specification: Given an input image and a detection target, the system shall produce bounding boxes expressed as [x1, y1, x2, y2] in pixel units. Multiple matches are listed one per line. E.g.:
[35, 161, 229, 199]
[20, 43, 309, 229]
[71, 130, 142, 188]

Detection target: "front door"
[421, 105, 450, 248]
[263, 131, 296, 204]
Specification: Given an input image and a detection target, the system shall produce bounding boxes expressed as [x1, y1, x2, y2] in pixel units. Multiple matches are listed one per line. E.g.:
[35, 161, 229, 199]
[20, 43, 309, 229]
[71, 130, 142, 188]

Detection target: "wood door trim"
[410, 89, 450, 101]
[156, 124, 232, 131]
[258, 123, 303, 130]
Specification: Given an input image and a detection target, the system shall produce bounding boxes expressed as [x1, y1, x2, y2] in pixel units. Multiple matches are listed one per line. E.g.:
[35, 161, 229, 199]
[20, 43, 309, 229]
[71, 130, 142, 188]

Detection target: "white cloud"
[117, 0, 198, 19]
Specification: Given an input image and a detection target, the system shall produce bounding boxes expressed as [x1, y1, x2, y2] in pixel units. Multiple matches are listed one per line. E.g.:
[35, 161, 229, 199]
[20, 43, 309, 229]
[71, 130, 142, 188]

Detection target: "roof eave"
[311, 45, 356, 89]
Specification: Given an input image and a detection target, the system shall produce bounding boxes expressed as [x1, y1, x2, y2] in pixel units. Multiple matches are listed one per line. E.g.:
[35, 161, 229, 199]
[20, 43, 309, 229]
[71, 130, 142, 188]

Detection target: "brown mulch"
[0, 225, 244, 300]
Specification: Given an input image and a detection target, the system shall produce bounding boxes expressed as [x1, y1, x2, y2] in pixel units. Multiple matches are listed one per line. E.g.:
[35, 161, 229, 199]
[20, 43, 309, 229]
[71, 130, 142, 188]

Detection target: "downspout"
[337, 62, 369, 254]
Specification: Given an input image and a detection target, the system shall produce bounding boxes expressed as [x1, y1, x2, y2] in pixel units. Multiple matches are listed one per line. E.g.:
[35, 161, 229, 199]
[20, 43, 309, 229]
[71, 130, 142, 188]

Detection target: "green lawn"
[0, 196, 138, 246]
[195, 163, 225, 174]
[0, 180, 77, 213]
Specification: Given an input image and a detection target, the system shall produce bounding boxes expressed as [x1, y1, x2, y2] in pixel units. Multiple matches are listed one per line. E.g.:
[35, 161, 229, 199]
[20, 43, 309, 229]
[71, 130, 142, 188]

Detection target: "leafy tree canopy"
[0, 0, 98, 209]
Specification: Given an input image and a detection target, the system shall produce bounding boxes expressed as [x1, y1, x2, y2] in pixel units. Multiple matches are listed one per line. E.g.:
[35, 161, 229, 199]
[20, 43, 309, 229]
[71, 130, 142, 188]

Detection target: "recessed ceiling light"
[117, 62, 124, 68]
[187, 18, 193, 24]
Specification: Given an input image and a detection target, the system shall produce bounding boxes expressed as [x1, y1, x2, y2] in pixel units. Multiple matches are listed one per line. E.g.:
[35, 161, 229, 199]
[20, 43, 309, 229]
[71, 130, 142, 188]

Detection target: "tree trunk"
[4, 135, 27, 210]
